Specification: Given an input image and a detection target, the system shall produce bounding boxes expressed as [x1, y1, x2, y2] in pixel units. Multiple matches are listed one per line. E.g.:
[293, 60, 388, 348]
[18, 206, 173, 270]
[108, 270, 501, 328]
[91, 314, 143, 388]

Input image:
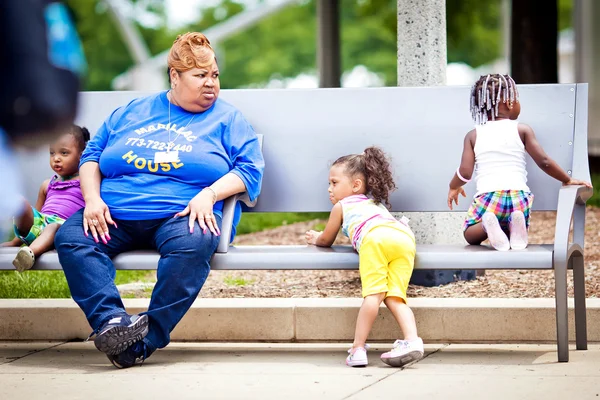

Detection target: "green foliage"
[223, 275, 255, 286]
[313, 222, 326, 231]
[588, 173, 600, 207]
[445, 0, 502, 68]
[66, 0, 574, 91]
[0, 270, 153, 299]
[188, 1, 317, 89]
[236, 212, 329, 235]
[558, 0, 573, 32]
[67, 0, 133, 90]
[66, 0, 171, 91]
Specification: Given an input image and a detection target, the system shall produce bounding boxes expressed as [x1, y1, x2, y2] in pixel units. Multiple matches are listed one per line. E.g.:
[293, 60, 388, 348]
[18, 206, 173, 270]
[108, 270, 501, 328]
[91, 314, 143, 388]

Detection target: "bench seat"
[0, 243, 565, 271]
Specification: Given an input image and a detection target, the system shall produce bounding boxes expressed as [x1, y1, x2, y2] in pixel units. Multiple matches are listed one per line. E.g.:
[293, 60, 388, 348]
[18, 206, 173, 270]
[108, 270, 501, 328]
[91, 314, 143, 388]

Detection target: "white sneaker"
[509, 211, 528, 250]
[346, 346, 368, 367]
[481, 212, 510, 251]
[13, 246, 35, 272]
[380, 338, 424, 367]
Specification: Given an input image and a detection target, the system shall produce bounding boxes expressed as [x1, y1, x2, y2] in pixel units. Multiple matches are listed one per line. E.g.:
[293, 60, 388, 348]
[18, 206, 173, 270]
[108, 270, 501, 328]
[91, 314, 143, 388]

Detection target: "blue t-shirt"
[80, 91, 264, 240]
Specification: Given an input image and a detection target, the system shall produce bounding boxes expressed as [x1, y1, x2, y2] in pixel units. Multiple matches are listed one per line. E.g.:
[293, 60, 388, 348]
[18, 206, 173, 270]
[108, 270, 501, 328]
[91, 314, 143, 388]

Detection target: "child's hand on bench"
[563, 178, 592, 188]
[305, 230, 322, 245]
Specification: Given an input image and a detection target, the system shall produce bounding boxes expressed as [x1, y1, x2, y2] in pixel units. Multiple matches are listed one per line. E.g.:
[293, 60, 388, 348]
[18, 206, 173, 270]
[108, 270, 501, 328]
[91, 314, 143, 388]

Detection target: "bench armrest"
[553, 185, 592, 262]
[216, 192, 257, 253]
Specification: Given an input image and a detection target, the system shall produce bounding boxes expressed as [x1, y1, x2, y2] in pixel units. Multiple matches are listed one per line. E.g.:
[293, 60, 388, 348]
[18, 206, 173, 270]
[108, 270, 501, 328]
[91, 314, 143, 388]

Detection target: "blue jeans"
[55, 208, 220, 351]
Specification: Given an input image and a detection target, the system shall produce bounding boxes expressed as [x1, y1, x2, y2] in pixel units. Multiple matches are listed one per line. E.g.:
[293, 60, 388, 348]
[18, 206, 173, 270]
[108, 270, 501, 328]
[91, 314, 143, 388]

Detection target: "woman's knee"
[178, 232, 219, 259]
[158, 217, 220, 258]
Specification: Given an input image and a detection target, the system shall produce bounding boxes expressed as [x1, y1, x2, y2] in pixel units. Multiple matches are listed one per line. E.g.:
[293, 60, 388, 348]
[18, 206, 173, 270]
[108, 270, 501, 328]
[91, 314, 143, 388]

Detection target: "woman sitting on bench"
[54, 32, 264, 369]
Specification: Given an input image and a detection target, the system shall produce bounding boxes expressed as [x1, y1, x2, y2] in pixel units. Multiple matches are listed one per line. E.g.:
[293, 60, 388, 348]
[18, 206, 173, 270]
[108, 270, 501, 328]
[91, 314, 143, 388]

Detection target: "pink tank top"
[40, 176, 85, 220]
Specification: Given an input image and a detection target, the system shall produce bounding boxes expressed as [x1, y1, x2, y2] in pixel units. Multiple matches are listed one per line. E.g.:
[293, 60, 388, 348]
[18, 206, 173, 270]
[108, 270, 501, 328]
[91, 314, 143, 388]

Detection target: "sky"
[164, 0, 277, 28]
[165, 0, 206, 27]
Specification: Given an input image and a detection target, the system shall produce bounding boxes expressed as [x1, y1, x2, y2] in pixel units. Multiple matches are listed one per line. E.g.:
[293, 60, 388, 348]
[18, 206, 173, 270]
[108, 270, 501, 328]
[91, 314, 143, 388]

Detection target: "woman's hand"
[305, 230, 322, 245]
[83, 196, 115, 244]
[564, 178, 593, 188]
[447, 187, 466, 210]
[175, 189, 221, 236]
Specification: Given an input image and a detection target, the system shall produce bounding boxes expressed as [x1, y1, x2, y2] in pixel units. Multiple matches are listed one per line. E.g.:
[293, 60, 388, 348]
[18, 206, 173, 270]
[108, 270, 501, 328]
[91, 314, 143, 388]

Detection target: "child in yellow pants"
[306, 146, 424, 368]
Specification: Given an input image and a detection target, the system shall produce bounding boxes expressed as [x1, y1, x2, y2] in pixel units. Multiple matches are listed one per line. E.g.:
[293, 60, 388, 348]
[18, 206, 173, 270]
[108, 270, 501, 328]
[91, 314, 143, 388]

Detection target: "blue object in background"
[0, 129, 23, 238]
[44, 2, 86, 76]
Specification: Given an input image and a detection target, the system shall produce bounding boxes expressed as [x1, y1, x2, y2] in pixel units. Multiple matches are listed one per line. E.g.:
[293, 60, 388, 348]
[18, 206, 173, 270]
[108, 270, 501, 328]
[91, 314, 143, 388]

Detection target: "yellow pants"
[359, 225, 416, 301]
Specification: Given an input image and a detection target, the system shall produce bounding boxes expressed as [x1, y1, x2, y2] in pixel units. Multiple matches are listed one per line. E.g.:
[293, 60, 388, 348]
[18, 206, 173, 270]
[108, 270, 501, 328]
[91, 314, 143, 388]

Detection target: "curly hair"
[470, 74, 519, 125]
[167, 32, 215, 77]
[332, 146, 396, 208]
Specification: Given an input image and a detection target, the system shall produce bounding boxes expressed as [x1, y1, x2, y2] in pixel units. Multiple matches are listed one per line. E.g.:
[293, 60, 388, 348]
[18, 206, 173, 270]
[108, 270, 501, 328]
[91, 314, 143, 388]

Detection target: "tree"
[66, 0, 170, 91]
[510, 0, 558, 84]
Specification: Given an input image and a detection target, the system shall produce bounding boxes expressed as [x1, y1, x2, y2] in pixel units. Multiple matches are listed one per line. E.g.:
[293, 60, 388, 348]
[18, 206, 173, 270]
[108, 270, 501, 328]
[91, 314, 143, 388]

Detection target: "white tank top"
[473, 119, 530, 196]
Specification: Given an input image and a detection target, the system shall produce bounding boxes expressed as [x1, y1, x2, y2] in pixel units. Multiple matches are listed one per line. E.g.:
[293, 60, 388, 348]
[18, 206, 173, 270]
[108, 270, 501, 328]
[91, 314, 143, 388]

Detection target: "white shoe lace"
[347, 344, 370, 355]
[391, 339, 409, 350]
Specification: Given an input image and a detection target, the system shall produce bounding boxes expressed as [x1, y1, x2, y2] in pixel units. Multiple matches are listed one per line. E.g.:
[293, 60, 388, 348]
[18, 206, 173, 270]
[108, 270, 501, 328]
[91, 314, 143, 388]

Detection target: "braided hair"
[470, 74, 519, 125]
[332, 146, 396, 208]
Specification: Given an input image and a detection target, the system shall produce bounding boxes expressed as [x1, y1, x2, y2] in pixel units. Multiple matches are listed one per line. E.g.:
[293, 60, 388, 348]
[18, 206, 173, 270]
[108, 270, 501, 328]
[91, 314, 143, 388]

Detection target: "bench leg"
[554, 259, 569, 362]
[573, 255, 588, 350]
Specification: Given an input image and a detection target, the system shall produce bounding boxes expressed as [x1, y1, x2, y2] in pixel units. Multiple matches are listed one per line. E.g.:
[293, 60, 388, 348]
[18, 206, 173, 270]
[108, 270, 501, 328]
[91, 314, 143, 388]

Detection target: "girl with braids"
[306, 146, 423, 368]
[448, 74, 591, 251]
[1, 124, 89, 271]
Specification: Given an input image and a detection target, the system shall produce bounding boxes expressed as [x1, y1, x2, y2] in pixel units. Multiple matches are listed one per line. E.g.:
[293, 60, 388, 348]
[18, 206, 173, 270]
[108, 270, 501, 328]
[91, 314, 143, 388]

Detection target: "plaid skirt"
[463, 190, 534, 231]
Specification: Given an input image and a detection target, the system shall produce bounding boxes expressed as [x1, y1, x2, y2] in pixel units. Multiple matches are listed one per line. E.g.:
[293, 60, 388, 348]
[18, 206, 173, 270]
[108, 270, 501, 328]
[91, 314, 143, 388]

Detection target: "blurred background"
[68, 0, 600, 149]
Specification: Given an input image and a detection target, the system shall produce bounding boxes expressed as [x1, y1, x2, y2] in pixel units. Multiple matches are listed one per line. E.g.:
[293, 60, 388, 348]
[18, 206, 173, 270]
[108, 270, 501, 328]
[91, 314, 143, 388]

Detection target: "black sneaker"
[94, 313, 149, 355]
[107, 341, 154, 369]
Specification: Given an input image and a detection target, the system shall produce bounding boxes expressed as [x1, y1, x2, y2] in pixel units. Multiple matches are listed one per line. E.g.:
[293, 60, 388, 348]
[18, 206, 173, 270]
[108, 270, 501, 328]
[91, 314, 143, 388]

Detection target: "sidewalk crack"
[1, 341, 70, 365]
[341, 343, 450, 400]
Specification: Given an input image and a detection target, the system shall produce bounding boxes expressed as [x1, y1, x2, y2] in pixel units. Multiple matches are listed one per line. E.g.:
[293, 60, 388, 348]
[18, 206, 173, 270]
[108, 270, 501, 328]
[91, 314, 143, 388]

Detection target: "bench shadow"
[422, 347, 561, 366]
[2, 346, 418, 372]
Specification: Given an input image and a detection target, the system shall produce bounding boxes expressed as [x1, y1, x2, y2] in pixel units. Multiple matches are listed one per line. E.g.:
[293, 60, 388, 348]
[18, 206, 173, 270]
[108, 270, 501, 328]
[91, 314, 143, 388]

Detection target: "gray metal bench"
[0, 85, 592, 362]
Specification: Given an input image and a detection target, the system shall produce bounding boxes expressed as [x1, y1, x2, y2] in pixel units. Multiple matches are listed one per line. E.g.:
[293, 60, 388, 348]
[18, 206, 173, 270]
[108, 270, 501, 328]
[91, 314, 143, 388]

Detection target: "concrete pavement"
[1, 342, 599, 400]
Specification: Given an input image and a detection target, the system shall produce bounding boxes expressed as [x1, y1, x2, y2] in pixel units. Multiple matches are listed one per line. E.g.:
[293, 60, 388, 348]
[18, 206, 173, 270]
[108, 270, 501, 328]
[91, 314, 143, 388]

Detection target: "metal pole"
[317, 0, 341, 88]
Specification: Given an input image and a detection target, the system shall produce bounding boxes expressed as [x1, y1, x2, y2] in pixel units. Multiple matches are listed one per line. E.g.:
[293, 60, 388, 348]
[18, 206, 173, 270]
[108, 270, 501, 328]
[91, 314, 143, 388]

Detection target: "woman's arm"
[80, 161, 114, 243]
[80, 161, 102, 202]
[176, 111, 265, 236]
[205, 172, 246, 202]
[305, 203, 343, 248]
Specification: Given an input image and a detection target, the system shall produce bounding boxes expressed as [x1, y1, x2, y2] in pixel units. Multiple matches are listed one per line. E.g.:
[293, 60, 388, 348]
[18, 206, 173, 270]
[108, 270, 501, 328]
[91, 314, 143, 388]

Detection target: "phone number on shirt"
[125, 138, 193, 152]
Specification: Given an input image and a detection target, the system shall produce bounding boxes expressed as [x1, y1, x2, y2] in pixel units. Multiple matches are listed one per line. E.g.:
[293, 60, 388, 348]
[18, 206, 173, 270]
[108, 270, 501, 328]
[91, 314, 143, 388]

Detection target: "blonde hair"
[167, 32, 215, 74]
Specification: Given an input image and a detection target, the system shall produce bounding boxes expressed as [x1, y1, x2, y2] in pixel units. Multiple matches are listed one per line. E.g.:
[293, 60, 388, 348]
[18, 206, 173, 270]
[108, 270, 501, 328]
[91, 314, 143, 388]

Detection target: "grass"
[223, 275, 256, 287]
[0, 270, 152, 299]
[236, 212, 329, 235]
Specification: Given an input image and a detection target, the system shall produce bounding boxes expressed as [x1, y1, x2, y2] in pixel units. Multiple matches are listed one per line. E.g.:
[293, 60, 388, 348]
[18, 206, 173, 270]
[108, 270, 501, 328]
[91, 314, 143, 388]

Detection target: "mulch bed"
[195, 208, 600, 298]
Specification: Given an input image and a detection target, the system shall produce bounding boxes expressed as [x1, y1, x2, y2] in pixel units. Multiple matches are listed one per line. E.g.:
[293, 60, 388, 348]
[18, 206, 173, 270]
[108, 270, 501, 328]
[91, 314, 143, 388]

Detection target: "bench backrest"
[15, 84, 589, 212]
